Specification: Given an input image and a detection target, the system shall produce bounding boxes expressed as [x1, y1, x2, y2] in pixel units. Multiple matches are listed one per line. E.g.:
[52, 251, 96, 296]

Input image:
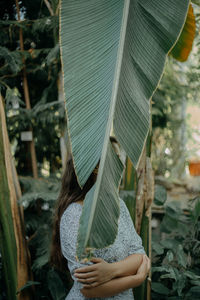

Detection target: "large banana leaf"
[60, 0, 189, 259]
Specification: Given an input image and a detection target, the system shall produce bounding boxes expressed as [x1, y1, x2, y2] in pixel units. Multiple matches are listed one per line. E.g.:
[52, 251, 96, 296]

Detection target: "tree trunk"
[15, 0, 38, 179]
[0, 95, 34, 300]
[134, 149, 154, 300]
[170, 95, 187, 179]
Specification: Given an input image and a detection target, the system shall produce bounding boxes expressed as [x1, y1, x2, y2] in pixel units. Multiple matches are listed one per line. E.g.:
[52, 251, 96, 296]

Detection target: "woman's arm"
[74, 253, 143, 286]
[81, 255, 150, 298]
[81, 274, 143, 298]
[75, 200, 146, 287]
[105, 253, 144, 277]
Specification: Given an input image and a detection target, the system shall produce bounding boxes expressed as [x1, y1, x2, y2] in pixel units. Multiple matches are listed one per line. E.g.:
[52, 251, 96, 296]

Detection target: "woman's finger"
[74, 271, 97, 279]
[78, 277, 97, 284]
[90, 257, 102, 263]
[83, 282, 99, 289]
[74, 264, 96, 273]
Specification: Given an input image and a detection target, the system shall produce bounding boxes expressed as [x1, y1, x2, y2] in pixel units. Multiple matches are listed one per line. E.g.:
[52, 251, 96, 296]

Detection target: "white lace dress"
[60, 198, 146, 300]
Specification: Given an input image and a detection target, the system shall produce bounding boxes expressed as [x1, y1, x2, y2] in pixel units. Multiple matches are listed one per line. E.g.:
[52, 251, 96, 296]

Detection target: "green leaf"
[176, 244, 187, 268]
[152, 242, 164, 255]
[186, 286, 200, 299]
[0, 97, 18, 300]
[160, 215, 178, 233]
[185, 271, 200, 280]
[0, 47, 23, 74]
[165, 201, 182, 219]
[151, 282, 170, 295]
[152, 266, 170, 273]
[172, 273, 186, 296]
[47, 270, 67, 300]
[60, 0, 190, 187]
[60, 0, 190, 258]
[192, 198, 200, 223]
[190, 280, 200, 287]
[32, 253, 49, 271]
[44, 44, 60, 67]
[152, 265, 177, 281]
[76, 141, 124, 259]
[166, 250, 174, 262]
[16, 281, 41, 295]
[160, 239, 179, 250]
[154, 184, 167, 206]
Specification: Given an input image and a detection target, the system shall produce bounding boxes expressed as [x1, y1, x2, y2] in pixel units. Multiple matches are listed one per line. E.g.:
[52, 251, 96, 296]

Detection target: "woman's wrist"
[81, 274, 146, 298]
[109, 254, 144, 278]
[131, 273, 146, 287]
[110, 262, 121, 278]
[107, 262, 146, 284]
[135, 273, 146, 282]
[109, 262, 134, 278]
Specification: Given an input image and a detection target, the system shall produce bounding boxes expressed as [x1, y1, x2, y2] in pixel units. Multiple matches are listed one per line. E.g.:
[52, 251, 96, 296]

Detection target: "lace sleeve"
[120, 199, 146, 255]
[59, 204, 92, 283]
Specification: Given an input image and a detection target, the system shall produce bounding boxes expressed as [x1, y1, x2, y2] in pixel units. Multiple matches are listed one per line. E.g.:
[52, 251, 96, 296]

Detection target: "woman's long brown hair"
[49, 153, 98, 272]
[49, 136, 118, 272]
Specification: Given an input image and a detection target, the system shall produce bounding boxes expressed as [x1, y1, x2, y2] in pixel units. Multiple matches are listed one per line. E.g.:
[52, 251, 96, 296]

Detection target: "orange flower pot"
[189, 161, 200, 176]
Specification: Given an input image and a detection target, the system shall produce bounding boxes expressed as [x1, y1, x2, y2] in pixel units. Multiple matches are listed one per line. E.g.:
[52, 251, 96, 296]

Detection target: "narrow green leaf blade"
[76, 141, 124, 260]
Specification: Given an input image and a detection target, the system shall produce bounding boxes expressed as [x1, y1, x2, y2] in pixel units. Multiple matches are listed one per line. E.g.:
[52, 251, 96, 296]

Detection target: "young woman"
[50, 151, 150, 299]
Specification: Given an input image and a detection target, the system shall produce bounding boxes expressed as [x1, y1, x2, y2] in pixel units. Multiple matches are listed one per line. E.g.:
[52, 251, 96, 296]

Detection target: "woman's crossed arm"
[74, 255, 150, 298]
[74, 253, 143, 286]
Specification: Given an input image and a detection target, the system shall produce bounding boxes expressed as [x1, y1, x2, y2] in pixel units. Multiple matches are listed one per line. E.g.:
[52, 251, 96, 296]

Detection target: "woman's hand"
[79, 255, 151, 298]
[136, 255, 150, 281]
[75, 254, 150, 289]
[74, 257, 114, 288]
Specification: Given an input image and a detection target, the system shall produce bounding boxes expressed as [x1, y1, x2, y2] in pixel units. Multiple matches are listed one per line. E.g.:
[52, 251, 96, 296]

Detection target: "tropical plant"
[16, 176, 70, 300]
[151, 196, 200, 299]
[0, 95, 33, 300]
[151, 2, 200, 178]
[60, 0, 190, 260]
[0, 0, 64, 176]
[0, 98, 17, 299]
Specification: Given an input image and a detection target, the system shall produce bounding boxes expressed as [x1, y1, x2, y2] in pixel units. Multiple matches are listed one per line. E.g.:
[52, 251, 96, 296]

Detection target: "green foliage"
[16, 281, 41, 295]
[16, 176, 71, 300]
[154, 185, 167, 206]
[152, 197, 200, 299]
[47, 270, 68, 300]
[151, 3, 200, 178]
[0, 47, 23, 75]
[0, 0, 63, 176]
